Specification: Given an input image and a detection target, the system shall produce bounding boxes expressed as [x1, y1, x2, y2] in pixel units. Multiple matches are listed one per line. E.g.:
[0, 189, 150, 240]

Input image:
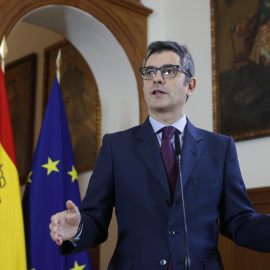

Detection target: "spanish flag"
[0, 67, 27, 269]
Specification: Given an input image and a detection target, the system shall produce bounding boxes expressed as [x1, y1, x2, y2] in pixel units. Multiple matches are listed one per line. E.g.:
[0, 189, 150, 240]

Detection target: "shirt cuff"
[69, 221, 83, 245]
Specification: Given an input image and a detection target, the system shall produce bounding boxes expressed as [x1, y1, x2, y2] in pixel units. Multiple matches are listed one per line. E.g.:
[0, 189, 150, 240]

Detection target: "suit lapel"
[135, 118, 204, 198]
[180, 120, 204, 188]
[136, 118, 170, 196]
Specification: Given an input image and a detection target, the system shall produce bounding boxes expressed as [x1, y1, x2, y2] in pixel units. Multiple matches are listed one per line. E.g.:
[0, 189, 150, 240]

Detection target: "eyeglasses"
[139, 64, 191, 80]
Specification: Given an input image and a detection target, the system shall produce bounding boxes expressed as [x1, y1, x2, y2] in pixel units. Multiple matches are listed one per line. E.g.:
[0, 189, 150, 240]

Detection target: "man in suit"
[50, 41, 270, 270]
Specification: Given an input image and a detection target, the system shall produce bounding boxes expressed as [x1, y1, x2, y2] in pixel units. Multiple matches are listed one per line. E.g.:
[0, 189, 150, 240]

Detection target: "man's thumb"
[66, 200, 78, 213]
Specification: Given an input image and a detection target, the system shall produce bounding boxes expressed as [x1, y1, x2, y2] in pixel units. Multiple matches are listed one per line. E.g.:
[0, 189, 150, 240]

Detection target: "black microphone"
[174, 130, 182, 156]
[174, 130, 191, 270]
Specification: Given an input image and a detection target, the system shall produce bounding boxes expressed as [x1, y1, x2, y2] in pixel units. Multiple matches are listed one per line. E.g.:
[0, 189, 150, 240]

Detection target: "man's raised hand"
[49, 200, 81, 245]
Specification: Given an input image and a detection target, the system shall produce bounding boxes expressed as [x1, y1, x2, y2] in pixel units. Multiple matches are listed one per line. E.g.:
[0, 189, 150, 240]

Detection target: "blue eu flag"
[23, 76, 92, 270]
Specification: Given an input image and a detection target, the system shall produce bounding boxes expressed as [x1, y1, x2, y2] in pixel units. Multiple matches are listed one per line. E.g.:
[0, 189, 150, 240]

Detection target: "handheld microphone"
[174, 130, 191, 270]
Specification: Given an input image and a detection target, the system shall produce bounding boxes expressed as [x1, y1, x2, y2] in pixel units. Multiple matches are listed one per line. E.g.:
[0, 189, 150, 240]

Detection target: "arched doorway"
[1, 0, 152, 123]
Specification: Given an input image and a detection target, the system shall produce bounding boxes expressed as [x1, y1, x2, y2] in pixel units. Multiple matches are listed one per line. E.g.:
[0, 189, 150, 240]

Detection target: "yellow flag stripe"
[0, 143, 27, 270]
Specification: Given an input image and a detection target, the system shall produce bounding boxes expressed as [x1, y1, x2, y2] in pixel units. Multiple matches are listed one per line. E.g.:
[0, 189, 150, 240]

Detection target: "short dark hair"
[143, 41, 195, 85]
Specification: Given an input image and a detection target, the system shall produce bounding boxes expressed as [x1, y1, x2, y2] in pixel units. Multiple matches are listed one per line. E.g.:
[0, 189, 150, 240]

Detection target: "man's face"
[143, 51, 194, 119]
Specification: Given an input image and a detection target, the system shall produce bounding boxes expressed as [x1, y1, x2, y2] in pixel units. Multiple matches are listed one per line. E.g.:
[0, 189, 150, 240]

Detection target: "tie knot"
[162, 126, 176, 139]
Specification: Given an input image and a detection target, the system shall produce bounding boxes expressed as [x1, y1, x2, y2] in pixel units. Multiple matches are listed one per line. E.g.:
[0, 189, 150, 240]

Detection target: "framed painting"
[43, 40, 101, 173]
[5, 53, 36, 184]
[211, 0, 270, 141]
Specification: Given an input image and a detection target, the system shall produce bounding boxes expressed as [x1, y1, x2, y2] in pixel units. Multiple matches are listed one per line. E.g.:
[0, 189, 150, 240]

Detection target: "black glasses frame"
[139, 64, 191, 80]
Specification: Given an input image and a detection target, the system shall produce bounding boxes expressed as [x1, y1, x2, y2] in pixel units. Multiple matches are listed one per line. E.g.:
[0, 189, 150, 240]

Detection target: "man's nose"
[153, 69, 165, 84]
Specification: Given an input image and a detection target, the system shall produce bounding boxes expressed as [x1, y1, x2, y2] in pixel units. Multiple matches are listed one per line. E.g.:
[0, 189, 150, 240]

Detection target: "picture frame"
[211, 0, 270, 141]
[5, 53, 36, 185]
[43, 40, 101, 173]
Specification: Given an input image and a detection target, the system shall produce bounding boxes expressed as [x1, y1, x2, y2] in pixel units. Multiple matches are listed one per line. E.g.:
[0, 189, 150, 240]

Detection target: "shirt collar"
[149, 115, 187, 134]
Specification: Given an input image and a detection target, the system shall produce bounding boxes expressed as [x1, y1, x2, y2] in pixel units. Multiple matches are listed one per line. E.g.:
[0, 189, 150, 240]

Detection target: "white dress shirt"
[149, 115, 187, 149]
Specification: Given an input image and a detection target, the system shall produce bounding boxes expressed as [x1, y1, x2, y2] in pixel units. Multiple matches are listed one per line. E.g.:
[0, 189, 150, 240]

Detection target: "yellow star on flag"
[70, 261, 86, 270]
[27, 171, 33, 183]
[67, 165, 78, 183]
[42, 157, 60, 175]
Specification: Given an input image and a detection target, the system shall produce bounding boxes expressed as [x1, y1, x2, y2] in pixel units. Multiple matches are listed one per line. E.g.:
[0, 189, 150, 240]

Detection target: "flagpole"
[0, 36, 8, 73]
[56, 49, 61, 84]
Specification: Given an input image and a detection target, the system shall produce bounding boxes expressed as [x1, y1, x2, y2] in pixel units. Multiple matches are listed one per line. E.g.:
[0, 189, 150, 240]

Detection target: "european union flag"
[23, 76, 92, 270]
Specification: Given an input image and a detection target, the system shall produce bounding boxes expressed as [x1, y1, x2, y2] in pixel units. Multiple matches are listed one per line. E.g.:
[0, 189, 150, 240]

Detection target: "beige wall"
[142, 0, 270, 189]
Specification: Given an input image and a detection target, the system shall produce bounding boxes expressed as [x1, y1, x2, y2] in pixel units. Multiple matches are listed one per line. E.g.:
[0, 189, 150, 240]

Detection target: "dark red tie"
[160, 126, 178, 198]
[160, 126, 178, 270]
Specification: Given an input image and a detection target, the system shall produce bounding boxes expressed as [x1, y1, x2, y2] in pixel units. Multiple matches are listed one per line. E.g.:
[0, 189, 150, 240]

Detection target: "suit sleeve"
[219, 137, 270, 252]
[60, 133, 115, 254]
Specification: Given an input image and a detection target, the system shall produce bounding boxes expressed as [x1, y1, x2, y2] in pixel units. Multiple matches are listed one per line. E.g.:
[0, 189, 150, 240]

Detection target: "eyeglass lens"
[141, 65, 179, 80]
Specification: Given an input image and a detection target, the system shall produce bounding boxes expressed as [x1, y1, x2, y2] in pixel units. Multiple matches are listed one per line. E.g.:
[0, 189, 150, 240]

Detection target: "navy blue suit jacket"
[61, 117, 270, 270]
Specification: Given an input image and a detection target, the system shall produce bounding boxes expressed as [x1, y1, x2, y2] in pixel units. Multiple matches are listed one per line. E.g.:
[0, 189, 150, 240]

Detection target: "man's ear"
[187, 77, 196, 97]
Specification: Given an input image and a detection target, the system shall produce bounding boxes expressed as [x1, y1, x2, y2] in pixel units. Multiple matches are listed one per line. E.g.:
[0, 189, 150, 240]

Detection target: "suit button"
[160, 259, 167, 266]
[166, 199, 172, 206]
[169, 230, 176, 236]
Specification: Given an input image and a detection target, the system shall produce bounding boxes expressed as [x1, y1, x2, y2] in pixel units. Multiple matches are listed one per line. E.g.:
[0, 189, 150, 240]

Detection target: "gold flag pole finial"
[0, 36, 8, 74]
[56, 49, 61, 84]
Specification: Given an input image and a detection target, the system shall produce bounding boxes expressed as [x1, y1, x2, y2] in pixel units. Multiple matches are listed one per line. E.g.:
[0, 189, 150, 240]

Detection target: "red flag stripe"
[0, 68, 17, 167]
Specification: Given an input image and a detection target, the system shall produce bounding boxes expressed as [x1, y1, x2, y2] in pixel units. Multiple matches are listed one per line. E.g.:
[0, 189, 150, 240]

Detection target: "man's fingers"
[50, 225, 63, 245]
[50, 229, 57, 240]
[51, 231, 62, 245]
[56, 238, 63, 245]
[49, 223, 58, 234]
[66, 200, 78, 214]
[51, 214, 60, 225]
